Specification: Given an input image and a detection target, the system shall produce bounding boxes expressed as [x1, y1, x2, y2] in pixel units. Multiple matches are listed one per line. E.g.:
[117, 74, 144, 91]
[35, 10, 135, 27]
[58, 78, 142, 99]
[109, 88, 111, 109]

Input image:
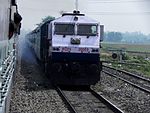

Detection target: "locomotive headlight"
[53, 47, 60, 51]
[92, 48, 99, 52]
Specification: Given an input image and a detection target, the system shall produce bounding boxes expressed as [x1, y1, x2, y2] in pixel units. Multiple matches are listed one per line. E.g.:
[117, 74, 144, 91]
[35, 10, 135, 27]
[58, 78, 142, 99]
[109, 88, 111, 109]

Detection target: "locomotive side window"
[77, 24, 97, 36]
[54, 23, 75, 35]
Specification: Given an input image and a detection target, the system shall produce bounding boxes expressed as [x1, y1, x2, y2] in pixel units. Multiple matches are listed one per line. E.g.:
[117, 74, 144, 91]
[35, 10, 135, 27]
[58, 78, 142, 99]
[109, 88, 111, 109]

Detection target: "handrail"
[0, 50, 15, 106]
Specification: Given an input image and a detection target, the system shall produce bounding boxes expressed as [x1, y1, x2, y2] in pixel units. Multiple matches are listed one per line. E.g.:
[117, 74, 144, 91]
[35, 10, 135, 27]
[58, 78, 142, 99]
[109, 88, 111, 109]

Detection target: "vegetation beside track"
[101, 43, 150, 77]
[102, 42, 150, 53]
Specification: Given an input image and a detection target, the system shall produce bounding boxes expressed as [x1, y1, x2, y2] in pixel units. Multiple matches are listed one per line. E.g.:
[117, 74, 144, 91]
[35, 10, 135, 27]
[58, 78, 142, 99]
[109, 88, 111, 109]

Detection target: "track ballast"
[103, 65, 150, 94]
[56, 85, 124, 113]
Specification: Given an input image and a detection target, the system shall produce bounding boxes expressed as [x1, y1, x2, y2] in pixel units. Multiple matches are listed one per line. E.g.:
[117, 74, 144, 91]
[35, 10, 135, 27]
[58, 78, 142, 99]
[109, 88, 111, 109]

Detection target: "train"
[0, 0, 22, 112]
[27, 11, 104, 85]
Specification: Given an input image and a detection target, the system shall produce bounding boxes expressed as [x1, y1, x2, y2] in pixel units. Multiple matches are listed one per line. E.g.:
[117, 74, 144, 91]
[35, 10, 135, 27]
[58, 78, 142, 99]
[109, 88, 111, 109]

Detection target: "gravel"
[63, 90, 114, 113]
[9, 37, 150, 113]
[103, 66, 150, 91]
[9, 37, 70, 113]
[93, 72, 150, 113]
[9, 59, 70, 113]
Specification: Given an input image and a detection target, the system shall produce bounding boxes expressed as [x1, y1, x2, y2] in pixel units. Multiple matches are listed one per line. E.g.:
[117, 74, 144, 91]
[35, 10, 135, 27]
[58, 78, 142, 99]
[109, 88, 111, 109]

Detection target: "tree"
[104, 31, 150, 44]
[104, 32, 123, 42]
[37, 16, 55, 26]
[122, 32, 149, 44]
[42, 16, 55, 23]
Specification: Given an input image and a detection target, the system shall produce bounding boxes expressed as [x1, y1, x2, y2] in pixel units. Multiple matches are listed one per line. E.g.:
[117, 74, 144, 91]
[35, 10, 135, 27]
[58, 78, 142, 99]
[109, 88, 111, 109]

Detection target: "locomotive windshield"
[54, 23, 75, 35]
[77, 24, 97, 36]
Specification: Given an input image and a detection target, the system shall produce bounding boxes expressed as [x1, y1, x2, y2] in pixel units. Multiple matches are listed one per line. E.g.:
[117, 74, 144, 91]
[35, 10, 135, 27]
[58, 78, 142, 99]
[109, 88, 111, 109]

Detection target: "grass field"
[101, 42, 150, 77]
[101, 42, 150, 52]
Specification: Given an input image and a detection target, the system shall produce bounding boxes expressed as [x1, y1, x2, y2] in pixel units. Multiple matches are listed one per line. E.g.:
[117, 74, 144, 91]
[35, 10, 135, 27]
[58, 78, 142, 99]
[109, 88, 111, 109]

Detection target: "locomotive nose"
[51, 63, 62, 73]
[88, 64, 99, 75]
[70, 62, 81, 74]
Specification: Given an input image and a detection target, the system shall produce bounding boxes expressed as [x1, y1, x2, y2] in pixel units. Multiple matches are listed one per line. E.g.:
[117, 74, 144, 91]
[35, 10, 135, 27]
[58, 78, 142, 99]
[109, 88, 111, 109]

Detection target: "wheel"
[88, 64, 100, 76]
[70, 62, 81, 75]
[51, 63, 62, 74]
[44, 62, 49, 75]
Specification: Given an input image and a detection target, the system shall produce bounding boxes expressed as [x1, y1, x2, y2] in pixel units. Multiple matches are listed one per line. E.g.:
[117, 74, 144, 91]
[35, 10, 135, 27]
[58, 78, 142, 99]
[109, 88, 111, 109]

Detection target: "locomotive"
[0, 0, 22, 112]
[27, 11, 104, 85]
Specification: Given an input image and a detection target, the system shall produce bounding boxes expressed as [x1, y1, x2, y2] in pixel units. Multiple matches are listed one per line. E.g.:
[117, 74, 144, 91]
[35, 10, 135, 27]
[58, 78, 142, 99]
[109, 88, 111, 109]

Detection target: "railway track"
[102, 60, 146, 66]
[56, 86, 124, 113]
[102, 65, 150, 94]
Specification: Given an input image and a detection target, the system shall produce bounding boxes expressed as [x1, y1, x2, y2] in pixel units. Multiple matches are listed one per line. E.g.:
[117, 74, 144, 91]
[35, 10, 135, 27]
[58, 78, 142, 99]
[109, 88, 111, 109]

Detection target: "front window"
[54, 23, 75, 35]
[77, 24, 97, 36]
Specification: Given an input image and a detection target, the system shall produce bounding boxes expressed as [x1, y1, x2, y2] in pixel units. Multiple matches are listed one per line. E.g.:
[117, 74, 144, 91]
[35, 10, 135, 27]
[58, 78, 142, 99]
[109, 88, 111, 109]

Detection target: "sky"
[17, 0, 150, 34]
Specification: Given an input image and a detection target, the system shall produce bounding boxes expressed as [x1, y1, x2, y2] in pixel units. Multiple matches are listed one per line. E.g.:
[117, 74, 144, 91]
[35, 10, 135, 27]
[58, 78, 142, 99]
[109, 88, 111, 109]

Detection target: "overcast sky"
[17, 0, 150, 34]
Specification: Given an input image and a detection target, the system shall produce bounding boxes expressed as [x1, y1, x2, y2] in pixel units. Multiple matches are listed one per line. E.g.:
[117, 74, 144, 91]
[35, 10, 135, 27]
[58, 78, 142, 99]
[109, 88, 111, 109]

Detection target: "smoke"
[17, 33, 37, 64]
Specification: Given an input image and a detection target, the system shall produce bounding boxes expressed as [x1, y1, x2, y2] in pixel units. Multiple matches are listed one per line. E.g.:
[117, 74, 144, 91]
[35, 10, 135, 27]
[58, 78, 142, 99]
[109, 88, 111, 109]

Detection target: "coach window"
[54, 23, 75, 35]
[77, 24, 97, 36]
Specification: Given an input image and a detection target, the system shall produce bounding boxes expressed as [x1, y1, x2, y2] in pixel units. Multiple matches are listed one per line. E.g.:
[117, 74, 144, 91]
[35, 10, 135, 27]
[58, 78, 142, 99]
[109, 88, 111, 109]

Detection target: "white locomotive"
[28, 11, 104, 85]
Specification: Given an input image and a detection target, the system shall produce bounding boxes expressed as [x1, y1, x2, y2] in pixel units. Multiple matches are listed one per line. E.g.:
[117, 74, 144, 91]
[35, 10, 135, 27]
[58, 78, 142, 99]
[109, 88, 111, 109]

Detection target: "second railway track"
[102, 65, 150, 94]
[56, 85, 124, 113]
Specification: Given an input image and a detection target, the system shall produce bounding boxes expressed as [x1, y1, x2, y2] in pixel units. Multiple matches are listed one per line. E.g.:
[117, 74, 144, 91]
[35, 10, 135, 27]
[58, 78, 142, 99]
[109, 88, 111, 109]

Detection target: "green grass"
[102, 42, 150, 52]
[112, 62, 150, 77]
[101, 43, 150, 77]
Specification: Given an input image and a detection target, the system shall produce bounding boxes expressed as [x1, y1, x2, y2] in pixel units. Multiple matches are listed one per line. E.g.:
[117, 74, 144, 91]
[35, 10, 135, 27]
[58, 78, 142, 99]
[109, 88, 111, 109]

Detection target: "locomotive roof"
[52, 15, 99, 24]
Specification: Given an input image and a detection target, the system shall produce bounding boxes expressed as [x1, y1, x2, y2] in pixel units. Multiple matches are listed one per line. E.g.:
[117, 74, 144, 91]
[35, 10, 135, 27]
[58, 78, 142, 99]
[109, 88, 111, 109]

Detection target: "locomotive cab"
[47, 11, 103, 85]
[27, 11, 104, 85]
[50, 12, 101, 63]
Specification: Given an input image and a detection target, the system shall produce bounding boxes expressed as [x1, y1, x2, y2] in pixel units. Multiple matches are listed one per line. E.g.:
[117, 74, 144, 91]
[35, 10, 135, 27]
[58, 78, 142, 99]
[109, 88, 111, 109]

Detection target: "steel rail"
[103, 65, 150, 83]
[90, 89, 124, 113]
[102, 60, 146, 66]
[56, 85, 124, 113]
[55, 86, 78, 113]
[102, 70, 150, 94]
[104, 48, 150, 54]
